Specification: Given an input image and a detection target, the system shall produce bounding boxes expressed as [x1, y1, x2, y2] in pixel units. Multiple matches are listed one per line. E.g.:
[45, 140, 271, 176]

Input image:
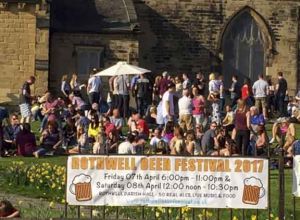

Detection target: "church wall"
[135, 0, 300, 94]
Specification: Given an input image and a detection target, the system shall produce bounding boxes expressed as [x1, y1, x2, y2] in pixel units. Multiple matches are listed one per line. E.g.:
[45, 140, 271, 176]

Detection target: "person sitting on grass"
[118, 133, 136, 154]
[109, 108, 124, 135]
[104, 129, 119, 154]
[149, 127, 165, 153]
[249, 106, 265, 133]
[131, 111, 150, 140]
[162, 120, 174, 144]
[62, 116, 77, 149]
[269, 117, 295, 157]
[0, 200, 20, 218]
[218, 137, 238, 156]
[2, 114, 21, 156]
[254, 125, 269, 156]
[201, 122, 219, 155]
[16, 123, 36, 157]
[33, 121, 63, 157]
[185, 130, 198, 156]
[88, 113, 101, 144]
[170, 125, 185, 155]
[68, 126, 89, 154]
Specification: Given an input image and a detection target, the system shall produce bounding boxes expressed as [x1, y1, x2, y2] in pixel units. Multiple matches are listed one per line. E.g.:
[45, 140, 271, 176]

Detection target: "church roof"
[51, 0, 139, 33]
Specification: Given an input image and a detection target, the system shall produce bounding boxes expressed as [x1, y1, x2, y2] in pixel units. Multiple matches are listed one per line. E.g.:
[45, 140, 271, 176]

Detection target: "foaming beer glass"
[70, 174, 92, 201]
[242, 177, 265, 205]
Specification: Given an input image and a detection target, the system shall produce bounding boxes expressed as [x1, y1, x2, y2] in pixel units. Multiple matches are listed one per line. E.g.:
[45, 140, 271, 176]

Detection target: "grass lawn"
[0, 122, 300, 219]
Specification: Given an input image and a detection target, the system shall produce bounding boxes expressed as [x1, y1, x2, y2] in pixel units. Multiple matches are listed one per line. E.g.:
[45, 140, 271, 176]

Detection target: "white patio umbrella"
[94, 61, 151, 76]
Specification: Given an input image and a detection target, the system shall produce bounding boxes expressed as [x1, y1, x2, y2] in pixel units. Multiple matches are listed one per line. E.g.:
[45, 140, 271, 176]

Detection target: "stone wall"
[0, 4, 36, 104]
[0, 1, 49, 105]
[49, 33, 139, 94]
[134, 0, 300, 94]
[35, 2, 50, 96]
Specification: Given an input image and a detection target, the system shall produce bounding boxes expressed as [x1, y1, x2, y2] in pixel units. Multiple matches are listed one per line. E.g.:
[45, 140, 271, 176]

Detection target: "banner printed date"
[234, 159, 264, 173]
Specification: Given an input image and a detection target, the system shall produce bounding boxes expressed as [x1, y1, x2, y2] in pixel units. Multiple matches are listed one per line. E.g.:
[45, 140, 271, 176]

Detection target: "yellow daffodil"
[49, 201, 55, 208]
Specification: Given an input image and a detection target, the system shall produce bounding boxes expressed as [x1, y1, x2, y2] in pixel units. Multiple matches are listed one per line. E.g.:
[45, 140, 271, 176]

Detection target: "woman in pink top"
[192, 86, 206, 125]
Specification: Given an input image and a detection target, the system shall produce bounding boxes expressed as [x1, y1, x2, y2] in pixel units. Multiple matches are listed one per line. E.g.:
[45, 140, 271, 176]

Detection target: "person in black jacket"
[276, 72, 288, 117]
[136, 73, 151, 116]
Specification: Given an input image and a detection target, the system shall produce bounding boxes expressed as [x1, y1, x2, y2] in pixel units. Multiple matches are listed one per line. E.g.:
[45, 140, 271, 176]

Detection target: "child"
[0, 200, 20, 218]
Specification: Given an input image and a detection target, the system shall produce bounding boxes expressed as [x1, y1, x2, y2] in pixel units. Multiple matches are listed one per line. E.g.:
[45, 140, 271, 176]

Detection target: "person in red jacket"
[131, 111, 149, 139]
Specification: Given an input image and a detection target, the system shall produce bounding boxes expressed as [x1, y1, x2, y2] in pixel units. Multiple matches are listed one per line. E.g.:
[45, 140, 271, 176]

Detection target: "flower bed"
[3, 161, 66, 203]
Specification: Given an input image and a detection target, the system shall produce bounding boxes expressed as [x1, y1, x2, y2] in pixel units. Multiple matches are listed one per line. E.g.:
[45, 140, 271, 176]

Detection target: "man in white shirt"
[178, 88, 193, 131]
[162, 82, 176, 124]
[87, 73, 101, 105]
[252, 74, 269, 119]
[118, 133, 136, 154]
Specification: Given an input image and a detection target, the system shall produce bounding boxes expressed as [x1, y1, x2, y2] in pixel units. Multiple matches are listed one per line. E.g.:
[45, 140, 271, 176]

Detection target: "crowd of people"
[0, 69, 299, 161]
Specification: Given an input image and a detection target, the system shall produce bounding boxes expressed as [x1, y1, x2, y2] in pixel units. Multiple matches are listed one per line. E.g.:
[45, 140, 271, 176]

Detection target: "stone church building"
[0, 0, 300, 105]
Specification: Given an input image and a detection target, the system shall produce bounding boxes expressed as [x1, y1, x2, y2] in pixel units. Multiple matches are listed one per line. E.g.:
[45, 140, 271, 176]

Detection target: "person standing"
[178, 88, 193, 131]
[162, 82, 176, 124]
[229, 75, 240, 108]
[276, 72, 288, 117]
[208, 73, 220, 95]
[70, 74, 85, 97]
[158, 71, 171, 98]
[192, 86, 206, 126]
[195, 72, 206, 96]
[182, 73, 191, 90]
[130, 74, 140, 109]
[60, 74, 71, 99]
[19, 76, 35, 123]
[241, 77, 254, 107]
[87, 73, 101, 105]
[218, 75, 225, 112]
[116, 75, 130, 118]
[136, 73, 151, 116]
[152, 76, 162, 103]
[234, 99, 251, 155]
[252, 74, 269, 119]
[108, 76, 118, 109]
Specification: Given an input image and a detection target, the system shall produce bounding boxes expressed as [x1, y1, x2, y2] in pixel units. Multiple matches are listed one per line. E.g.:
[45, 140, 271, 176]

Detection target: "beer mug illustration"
[242, 177, 265, 205]
[70, 174, 92, 201]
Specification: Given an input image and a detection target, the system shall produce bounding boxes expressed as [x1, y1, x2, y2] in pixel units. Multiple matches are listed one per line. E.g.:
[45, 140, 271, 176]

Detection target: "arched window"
[221, 8, 273, 86]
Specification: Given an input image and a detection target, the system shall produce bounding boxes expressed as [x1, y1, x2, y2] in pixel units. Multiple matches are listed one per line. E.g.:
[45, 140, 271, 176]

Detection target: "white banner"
[66, 155, 268, 209]
[293, 155, 300, 196]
